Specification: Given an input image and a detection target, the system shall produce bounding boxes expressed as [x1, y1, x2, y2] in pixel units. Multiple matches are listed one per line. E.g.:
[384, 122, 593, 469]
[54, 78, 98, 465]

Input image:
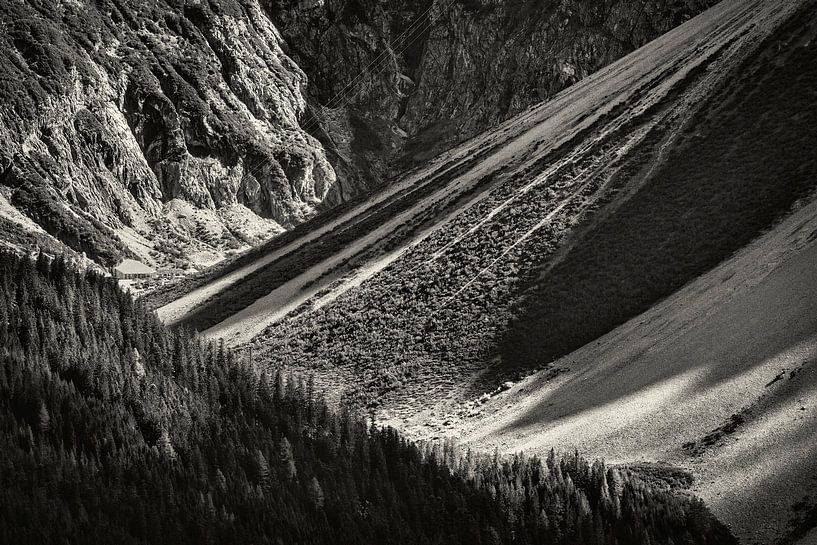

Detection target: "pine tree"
[157, 429, 177, 460]
[256, 449, 271, 491]
[308, 476, 325, 509]
[279, 437, 297, 480]
[0, 249, 737, 545]
[37, 402, 50, 434]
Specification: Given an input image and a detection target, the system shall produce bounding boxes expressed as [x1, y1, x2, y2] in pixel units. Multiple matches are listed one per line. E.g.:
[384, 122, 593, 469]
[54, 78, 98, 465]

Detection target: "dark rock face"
[269, 0, 718, 201]
[0, 0, 717, 267]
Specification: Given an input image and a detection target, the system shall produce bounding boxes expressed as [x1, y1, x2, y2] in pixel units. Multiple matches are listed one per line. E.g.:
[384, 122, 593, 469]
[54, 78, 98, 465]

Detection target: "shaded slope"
[156, 0, 815, 409]
[501, 10, 817, 365]
[454, 191, 817, 545]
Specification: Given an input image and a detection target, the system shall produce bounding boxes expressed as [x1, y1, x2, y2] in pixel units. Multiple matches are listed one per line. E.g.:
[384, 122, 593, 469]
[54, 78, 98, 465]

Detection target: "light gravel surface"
[453, 196, 817, 544]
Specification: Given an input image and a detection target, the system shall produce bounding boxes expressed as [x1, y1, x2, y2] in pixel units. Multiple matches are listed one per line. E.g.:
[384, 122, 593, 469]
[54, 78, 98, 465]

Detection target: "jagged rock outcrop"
[0, 0, 717, 267]
[0, 0, 334, 267]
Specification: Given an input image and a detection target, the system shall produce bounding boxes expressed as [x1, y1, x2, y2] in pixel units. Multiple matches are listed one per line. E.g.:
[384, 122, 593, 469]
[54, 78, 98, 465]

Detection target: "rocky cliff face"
[0, 0, 333, 267]
[0, 0, 717, 268]
[270, 0, 718, 201]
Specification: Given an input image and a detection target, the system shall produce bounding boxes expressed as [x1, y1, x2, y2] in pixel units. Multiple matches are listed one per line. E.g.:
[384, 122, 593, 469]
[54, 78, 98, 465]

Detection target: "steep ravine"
[0, 0, 717, 269]
[272, 0, 719, 200]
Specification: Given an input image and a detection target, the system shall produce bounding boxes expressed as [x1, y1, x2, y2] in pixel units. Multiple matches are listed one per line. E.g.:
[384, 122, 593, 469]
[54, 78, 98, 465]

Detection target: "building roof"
[115, 258, 156, 275]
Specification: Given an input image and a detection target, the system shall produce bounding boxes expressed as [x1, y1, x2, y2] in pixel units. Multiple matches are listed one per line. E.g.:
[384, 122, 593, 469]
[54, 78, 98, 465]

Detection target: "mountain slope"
[153, 4, 817, 539]
[453, 187, 817, 545]
[499, 6, 817, 366]
[0, 0, 716, 269]
[0, 0, 331, 268]
[273, 0, 719, 196]
[0, 250, 737, 544]
[157, 0, 814, 390]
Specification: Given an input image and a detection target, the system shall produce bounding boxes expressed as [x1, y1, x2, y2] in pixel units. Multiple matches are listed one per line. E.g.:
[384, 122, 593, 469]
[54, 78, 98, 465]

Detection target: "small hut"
[113, 259, 156, 279]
